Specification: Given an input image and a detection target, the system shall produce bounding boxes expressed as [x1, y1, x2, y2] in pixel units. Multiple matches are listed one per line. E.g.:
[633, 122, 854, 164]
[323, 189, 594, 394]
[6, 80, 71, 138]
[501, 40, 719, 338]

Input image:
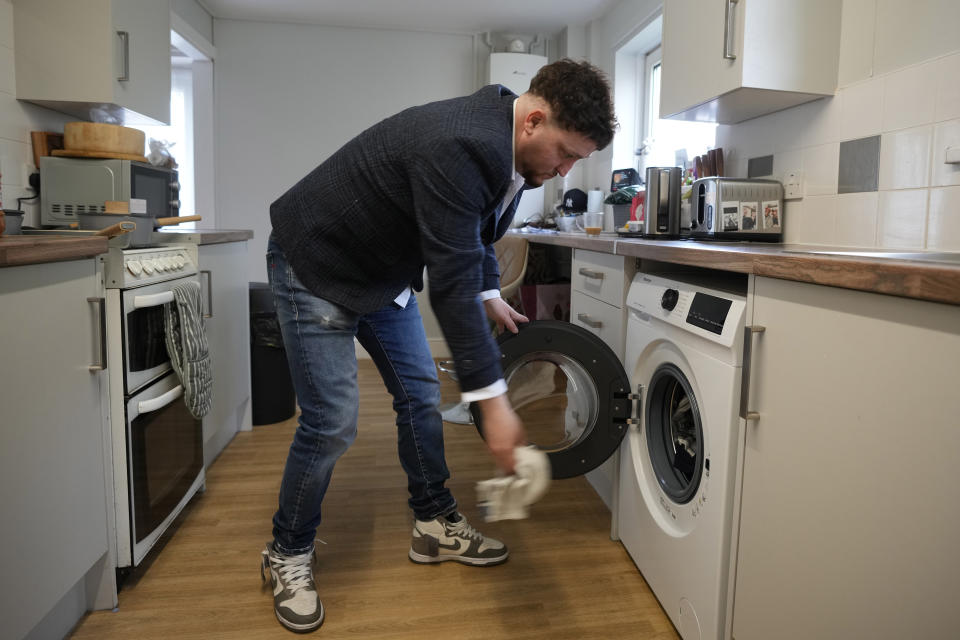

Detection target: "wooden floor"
[70, 360, 678, 639]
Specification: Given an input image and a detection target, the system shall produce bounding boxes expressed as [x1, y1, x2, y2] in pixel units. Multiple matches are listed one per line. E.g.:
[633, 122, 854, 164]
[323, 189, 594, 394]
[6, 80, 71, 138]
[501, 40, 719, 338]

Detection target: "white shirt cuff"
[479, 289, 501, 301]
[460, 378, 508, 403]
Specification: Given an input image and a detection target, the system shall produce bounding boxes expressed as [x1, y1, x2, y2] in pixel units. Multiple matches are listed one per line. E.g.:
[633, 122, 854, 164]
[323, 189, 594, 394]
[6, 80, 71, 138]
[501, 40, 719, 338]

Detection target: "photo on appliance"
[762, 200, 781, 230]
[721, 201, 740, 231]
[739, 202, 758, 230]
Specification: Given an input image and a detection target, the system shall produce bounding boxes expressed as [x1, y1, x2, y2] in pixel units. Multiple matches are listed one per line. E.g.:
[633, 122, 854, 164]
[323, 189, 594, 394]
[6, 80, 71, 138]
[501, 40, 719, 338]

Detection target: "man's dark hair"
[528, 58, 618, 150]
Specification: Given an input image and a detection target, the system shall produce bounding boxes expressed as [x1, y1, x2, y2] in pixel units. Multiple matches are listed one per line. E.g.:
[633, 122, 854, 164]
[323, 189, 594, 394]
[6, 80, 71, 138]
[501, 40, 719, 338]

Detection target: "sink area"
[783, 248, 960, 265]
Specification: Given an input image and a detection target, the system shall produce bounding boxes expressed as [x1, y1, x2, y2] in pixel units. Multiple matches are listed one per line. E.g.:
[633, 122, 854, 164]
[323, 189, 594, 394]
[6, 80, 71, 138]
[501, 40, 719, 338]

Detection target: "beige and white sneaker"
[261, 542, 324, 633]
[408, 512, 508, 566]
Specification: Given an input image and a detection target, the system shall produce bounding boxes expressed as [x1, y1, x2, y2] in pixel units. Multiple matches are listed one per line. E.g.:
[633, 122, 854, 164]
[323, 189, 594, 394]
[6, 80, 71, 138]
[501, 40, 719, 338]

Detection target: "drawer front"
[572, 249, 627, 307]
[570, 290, 626, 361]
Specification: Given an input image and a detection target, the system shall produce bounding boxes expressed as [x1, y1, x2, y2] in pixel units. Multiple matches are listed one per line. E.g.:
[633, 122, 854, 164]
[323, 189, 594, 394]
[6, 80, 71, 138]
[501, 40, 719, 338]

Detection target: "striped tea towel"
[164, 281, 213, 418]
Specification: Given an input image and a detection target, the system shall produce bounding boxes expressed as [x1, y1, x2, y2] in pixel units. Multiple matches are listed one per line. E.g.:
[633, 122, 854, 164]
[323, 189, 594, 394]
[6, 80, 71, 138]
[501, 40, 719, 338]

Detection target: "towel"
[476, 446, 551, 522]
[164, 281, 213, 419]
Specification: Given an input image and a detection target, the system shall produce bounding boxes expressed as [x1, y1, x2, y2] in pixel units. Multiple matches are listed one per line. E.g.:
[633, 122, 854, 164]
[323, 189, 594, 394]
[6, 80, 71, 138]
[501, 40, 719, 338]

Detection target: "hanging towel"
[164, 281, 213, 418]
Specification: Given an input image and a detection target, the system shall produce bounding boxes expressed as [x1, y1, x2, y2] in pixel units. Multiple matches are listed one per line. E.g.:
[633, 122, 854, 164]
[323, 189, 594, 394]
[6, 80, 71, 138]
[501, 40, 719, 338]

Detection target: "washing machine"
[618, 271, 747, 640]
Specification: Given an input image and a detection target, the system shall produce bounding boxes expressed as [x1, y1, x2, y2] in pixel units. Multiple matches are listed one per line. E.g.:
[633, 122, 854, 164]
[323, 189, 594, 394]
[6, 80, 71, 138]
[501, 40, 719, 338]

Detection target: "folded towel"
[164, 281, 213, 418]
[476, 446, 551, 522]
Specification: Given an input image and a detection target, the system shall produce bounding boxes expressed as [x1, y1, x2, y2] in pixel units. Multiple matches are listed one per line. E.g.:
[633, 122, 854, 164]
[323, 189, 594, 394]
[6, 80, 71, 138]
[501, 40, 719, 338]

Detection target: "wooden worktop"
[511, 231, 960, 306]
[0, 235, 108, 268]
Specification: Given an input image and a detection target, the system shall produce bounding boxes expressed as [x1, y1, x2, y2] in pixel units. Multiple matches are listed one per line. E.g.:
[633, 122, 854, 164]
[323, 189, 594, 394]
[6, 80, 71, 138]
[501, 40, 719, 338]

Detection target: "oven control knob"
[160, 258, 171, 271]
[661, 288, 679, 311]
[141, 259, 155, 275]
[174, 256, 185, 269]
[126, 260, 143, 276]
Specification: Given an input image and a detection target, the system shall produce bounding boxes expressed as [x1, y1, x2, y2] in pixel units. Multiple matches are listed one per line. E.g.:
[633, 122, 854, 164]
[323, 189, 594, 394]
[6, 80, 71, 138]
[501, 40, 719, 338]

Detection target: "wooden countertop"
[0, 235, 108, 268]
[510, 231, 960, 306]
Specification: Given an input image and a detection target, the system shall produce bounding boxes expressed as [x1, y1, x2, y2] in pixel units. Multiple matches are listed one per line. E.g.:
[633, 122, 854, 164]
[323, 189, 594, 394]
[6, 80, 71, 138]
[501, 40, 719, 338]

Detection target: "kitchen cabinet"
[0, 259, 114, 640]
[660, 0, 841, 123]
[569, 249, 636, 524]
[198, 241, 252, 466]
[13, 0, 171, 125]
[731, 276, 960, 639]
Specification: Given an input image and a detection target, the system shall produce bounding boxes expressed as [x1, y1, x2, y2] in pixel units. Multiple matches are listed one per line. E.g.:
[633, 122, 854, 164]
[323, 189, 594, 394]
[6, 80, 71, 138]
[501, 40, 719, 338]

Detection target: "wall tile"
[838, 0, 876, 87]
[839, 77, 884, 141]
[782, 199, 804, 244]
[931, 119, 960, 187]
[926, 186, 960, 250]
[773, 148, 803, 183]
[878, 125, 932, 190]
[838, 135, 880, 193]
[873, 0, 960, 76]
[747, 155, 773, 178]
[877, 189, 928, 248]
[798, 195, 838, 246]
[935, 53, 960, 122]
[802, 143, 840, 196]
[882, 60, 937, 131]
[779, 95, 842, 150]
[834, 192, 879, 247]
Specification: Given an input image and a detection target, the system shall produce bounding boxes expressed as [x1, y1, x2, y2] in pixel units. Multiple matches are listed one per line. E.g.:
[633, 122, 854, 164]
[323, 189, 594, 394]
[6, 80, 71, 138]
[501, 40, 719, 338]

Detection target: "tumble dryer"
[617, 271, 747, 640]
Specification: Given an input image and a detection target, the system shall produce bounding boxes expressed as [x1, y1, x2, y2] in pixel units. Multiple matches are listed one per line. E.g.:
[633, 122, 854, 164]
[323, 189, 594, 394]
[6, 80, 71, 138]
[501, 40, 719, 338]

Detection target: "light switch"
[784, 170, 803, 199]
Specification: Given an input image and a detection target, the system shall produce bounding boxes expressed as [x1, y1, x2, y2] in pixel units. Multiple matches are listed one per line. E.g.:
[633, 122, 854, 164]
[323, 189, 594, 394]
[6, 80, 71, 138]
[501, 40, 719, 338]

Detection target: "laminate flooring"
[70, 360, 678, 639]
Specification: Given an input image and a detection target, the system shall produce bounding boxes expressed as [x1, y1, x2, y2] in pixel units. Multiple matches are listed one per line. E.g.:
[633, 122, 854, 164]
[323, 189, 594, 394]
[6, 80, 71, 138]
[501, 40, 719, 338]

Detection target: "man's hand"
[476, 394, 526, 474]
[484, 297, 529, 334]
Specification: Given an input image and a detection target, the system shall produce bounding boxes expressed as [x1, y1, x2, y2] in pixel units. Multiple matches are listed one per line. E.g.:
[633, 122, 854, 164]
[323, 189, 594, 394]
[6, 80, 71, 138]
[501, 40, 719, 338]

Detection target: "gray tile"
[747, 155, 774, 178]
[838, 135, 881, 193]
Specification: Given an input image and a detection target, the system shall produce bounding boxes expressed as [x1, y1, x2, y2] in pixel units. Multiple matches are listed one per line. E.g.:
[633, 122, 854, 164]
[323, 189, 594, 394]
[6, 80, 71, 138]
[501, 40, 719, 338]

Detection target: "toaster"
[690, 177, 783, 241]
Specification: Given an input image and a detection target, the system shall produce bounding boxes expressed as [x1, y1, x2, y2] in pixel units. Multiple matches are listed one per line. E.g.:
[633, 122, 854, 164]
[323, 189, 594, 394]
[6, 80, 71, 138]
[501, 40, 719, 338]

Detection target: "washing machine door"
[471, 320, 632, 479]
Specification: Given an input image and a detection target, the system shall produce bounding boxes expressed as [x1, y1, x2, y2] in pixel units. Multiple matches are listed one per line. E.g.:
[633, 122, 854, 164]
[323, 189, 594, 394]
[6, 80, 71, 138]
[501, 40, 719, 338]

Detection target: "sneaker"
[261, 542, 324, 633]
[408, 512, 509, 566]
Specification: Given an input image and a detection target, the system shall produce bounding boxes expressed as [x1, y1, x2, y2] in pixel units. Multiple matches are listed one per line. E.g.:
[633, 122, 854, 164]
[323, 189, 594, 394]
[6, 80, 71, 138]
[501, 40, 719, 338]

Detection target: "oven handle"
[134, 291, 175, 309]
[138, 385, 184, 414]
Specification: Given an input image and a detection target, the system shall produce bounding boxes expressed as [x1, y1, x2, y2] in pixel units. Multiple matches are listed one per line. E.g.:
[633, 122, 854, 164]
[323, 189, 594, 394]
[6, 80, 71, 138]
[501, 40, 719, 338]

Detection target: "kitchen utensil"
[77, 212, 153, 247]
[690, 177, 783, 241]
[93, 221, 135, 238]
[643, 167, 682, 237]
[30, 131, 64, 168]
[154, 215, 202, 228]
[62, 122, 145, 157]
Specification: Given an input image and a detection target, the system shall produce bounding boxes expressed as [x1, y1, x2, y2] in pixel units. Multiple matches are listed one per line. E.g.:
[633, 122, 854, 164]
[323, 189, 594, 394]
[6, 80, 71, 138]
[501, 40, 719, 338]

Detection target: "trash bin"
[250, 282, 297, 425]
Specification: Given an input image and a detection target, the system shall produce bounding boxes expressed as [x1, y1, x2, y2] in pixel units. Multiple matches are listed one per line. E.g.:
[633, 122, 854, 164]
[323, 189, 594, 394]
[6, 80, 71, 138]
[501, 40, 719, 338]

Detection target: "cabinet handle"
[578, 267, 604, 280]
[723, 0, 739, 60]
[88, 297, 107, 372]
[117, 30, 130, 82]
[577, 313, 603, 329]
[201, 270, 213, 319]
[739, 325, 764, 420]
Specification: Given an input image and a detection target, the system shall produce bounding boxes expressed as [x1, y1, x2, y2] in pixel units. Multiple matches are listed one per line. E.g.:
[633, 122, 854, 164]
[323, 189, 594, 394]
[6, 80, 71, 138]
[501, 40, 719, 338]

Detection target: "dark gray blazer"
[270, 84, 525, 392]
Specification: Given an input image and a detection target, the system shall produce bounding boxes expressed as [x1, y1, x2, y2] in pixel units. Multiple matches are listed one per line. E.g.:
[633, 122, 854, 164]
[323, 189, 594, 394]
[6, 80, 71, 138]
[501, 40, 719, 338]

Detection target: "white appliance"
[489, 52, 547, 225]
[617, 271, 748, 640]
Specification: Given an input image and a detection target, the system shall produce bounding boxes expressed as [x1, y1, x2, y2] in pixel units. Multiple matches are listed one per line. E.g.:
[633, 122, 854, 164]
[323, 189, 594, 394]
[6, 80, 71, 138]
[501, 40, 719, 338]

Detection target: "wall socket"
[21, 163, 37, 189]
[783, 170, 803, 199]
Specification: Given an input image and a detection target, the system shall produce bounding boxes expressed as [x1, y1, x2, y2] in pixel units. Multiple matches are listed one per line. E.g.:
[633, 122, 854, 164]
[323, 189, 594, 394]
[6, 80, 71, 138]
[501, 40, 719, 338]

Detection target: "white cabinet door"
[732, 277, 960, 639]
[661, 0, 841, 123]
[0, 260, 109, 640]
[198, 242, 252, 466]
[14, 0, 171, 124]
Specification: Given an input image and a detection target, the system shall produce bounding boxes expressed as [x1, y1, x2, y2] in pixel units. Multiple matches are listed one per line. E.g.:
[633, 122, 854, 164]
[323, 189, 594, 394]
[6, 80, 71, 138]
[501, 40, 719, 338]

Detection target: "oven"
[103, 245, 206, 569]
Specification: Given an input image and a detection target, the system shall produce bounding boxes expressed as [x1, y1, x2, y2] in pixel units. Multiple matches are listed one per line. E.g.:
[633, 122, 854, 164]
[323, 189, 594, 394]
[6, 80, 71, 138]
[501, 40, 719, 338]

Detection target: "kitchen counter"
[0, 235, 108, 267]
[153, 228, 254, 245]
[510, 230, 960, 306]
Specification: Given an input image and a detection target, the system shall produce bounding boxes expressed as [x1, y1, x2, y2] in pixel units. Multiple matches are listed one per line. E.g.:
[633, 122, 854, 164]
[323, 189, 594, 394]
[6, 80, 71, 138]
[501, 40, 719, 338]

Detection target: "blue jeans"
[266, 236, 457, 554]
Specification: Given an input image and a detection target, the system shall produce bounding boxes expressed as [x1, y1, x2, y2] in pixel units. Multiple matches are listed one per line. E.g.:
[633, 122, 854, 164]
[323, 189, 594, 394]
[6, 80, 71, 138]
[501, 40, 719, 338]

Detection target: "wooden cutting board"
[51, 149, 149, 163]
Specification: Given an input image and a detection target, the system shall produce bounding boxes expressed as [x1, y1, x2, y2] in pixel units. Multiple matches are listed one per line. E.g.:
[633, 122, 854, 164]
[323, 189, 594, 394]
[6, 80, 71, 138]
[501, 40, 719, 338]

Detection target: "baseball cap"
[561, 188, 587, 213]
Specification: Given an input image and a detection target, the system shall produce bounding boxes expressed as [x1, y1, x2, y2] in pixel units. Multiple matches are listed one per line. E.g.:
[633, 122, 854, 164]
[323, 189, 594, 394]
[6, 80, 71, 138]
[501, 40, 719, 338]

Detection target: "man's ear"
[523, 108, 546, 134]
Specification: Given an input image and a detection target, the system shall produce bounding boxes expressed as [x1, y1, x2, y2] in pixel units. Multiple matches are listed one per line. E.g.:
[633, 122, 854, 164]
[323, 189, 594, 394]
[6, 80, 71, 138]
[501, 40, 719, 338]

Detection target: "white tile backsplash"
[799, 195, 838, 245]
[931, 119, 960, 187]
[802, 143, 840, 196]
[935, 53, 960, 122]
[878, 189, 928, 248]
[839, 78, 884, 141]
[838, 0, 876, 87]
[882, 62, 937, 132]
[878, 125, 932, 190]
[834, 192, 879, 246]
[926, 186, 960, 250]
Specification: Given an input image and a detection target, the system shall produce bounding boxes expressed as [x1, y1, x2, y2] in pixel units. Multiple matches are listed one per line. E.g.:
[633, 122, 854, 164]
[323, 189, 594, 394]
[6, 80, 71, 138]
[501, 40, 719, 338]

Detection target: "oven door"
[121, 276, 197, 394]
[124, 370, 204, 566]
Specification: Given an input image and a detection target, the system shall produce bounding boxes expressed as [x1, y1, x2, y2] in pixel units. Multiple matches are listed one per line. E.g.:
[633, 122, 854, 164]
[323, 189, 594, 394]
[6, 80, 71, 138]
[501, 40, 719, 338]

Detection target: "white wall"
[712, 0, 960, 250]
[0, 0, 73, 227]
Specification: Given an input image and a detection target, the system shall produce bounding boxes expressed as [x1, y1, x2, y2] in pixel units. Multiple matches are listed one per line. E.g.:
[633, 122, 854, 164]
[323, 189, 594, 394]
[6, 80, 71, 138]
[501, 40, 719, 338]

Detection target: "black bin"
[250, 282, 297, 425]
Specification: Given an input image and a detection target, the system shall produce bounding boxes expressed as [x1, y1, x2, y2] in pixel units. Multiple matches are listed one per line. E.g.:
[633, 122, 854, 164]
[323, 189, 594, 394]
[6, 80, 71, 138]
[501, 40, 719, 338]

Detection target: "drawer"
[572, 249, 630, 308]
[570, 290, 626, 361]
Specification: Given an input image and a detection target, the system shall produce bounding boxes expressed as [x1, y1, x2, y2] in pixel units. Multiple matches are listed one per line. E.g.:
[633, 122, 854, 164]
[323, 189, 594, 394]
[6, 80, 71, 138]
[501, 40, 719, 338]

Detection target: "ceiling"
[197, 0, 622, 36]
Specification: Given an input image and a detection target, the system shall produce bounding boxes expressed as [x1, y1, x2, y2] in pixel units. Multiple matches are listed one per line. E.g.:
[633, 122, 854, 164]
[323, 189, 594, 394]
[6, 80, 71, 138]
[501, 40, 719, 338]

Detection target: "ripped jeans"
[266, 234, 456, 554]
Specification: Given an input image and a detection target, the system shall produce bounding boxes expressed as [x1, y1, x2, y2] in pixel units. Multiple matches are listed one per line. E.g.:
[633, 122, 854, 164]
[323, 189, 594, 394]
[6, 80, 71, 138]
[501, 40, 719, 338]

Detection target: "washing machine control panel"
[661, 288, 679, 310]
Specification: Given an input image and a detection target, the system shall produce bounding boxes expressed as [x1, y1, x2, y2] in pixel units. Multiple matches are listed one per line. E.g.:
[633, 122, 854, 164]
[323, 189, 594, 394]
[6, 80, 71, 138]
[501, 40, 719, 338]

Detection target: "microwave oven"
[39, 156, 180, 226]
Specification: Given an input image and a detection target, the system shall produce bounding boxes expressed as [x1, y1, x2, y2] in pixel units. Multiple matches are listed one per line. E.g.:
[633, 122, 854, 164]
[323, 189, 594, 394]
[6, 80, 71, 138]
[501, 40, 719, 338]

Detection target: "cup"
[584, 211, 604, 235]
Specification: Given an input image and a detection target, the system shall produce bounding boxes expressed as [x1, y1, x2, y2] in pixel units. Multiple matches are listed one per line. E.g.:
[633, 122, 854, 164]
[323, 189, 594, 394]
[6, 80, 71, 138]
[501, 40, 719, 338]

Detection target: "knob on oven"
[661, 288, 679, 311]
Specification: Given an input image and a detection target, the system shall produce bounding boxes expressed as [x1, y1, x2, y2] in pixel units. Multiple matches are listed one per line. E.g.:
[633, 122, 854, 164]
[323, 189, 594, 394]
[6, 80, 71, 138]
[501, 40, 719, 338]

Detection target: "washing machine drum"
[471, 320, 632, 479]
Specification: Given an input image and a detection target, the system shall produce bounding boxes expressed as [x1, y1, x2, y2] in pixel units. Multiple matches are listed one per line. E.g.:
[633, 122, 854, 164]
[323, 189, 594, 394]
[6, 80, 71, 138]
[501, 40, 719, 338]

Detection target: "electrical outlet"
[784, 169, 803, 199]
[21, 163, 37, 189]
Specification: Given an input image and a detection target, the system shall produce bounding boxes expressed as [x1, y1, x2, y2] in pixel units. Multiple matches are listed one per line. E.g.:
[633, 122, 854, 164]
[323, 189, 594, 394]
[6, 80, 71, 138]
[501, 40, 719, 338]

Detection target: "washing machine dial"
[661, 288, 679, 311]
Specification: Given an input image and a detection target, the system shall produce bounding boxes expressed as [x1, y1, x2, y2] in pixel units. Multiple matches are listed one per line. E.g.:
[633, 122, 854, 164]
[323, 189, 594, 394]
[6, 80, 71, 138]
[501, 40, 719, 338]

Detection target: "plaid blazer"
[270, 84, 524, 391]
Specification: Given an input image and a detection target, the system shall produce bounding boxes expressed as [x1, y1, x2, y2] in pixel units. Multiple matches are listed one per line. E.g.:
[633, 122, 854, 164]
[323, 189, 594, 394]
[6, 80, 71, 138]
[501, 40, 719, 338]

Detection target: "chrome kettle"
[643, 166, 682, 237]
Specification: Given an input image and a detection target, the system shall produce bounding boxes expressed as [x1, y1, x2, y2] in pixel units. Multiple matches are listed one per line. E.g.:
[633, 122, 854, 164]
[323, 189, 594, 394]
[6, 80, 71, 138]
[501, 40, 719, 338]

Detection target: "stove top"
[102, 244, 198, 288]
